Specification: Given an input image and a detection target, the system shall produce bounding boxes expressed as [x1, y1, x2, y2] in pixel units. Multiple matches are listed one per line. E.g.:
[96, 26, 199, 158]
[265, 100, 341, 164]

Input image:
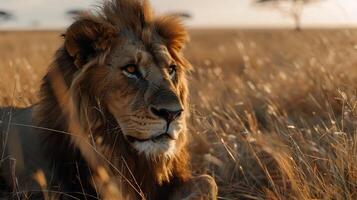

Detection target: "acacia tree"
[0, 10, 13, 24]
[66, 9, 87, 19]
[254, 0, 321, 31]
[169, 12, 192, 20]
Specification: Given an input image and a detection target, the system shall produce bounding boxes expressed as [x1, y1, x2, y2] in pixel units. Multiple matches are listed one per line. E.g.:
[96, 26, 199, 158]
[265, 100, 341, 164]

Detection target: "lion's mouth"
[126, 132, 175, 143]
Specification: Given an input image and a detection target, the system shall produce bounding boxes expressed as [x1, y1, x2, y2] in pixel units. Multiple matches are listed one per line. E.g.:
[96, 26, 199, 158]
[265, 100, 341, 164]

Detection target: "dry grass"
[1, 29, 357, 199]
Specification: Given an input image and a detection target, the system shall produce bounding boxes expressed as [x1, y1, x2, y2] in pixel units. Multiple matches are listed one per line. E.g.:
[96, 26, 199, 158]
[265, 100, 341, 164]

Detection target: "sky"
[0, 0, 357, 29]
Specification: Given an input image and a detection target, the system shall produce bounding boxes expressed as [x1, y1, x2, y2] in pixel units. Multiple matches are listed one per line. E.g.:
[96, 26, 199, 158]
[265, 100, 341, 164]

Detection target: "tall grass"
[1, 29, 356, 199]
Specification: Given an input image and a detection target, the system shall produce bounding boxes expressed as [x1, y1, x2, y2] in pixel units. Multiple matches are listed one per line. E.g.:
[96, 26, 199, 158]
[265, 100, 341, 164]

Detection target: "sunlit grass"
[1, 29, 357, 199]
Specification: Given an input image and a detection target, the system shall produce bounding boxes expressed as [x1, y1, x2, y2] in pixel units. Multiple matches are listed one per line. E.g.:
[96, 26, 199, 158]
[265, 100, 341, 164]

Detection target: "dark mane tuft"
[76, 0, 189, 53]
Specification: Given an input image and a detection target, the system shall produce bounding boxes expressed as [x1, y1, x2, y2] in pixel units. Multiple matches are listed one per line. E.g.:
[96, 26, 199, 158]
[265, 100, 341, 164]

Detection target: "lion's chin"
[131, 138, 177, 159]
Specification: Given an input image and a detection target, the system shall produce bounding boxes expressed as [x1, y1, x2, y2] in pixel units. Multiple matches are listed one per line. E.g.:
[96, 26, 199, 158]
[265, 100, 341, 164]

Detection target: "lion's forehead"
[110, 40, 172, 69]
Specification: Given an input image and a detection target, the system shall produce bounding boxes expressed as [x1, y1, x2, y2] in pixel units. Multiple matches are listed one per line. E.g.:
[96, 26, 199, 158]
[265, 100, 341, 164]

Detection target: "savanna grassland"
[1, 29, 357, 199]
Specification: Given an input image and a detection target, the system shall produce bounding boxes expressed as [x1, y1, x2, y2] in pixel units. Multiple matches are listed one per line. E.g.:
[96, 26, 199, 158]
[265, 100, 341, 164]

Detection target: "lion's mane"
[33, 0, 192, 199]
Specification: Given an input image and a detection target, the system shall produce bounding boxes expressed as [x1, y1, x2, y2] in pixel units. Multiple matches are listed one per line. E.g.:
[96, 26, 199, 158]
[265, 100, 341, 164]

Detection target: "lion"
[0, 0, 217, 199]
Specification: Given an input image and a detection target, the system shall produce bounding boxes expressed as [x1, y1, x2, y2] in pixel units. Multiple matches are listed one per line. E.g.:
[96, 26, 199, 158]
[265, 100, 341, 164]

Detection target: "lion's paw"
[170, 174, 218, 200]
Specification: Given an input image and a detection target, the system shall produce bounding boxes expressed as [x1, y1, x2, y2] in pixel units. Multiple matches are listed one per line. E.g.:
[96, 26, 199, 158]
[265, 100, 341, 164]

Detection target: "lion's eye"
[122, 64, 141, 79]
[168, 64, 176, 78]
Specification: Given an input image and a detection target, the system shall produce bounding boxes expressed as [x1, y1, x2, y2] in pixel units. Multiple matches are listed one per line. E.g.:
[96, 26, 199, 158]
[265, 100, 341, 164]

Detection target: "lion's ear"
[154, 16, 189, 52]
[64, 19, 117, 67]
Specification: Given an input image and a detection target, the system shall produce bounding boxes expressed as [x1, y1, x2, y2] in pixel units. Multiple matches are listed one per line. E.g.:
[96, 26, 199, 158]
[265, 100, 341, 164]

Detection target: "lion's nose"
[150, 107, 183, 123]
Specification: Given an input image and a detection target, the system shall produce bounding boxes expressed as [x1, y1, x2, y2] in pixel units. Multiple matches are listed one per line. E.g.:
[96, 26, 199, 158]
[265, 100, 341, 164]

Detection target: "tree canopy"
[253, 0, 322, 31]
[0, 10, 13, 22]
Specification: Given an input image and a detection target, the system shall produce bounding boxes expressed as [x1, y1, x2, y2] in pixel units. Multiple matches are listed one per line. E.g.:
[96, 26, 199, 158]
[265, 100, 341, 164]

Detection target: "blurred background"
[1, 0, 357, 30]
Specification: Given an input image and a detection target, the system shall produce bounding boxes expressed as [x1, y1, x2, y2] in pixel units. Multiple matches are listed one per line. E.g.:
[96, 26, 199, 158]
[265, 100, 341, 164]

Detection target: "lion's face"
[104, 40, 187, 157]
[63, 5, 190, 158]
